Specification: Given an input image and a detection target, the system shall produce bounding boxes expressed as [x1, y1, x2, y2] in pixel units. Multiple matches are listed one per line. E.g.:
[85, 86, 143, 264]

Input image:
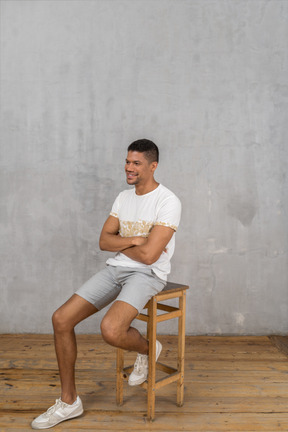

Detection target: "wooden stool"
[116, 282, 189, 421]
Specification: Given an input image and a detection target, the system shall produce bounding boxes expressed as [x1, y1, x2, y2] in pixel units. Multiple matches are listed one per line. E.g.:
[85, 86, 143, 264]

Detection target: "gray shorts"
[75, 265, 167, 313]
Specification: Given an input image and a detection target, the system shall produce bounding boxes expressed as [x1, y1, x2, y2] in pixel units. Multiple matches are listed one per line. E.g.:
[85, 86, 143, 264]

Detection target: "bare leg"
[100, 301, 149, 354]
[52, 294, 98, 404]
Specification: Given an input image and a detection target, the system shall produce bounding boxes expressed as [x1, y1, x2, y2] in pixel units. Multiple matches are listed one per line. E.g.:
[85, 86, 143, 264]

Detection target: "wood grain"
[1, 334, 288, 431]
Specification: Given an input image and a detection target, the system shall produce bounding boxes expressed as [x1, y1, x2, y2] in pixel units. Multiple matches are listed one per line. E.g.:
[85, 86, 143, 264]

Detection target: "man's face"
[125, 151, 157, 186]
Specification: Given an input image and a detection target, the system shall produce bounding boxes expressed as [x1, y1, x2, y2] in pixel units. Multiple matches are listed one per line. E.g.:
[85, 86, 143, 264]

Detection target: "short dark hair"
[127, 139, 159, 163]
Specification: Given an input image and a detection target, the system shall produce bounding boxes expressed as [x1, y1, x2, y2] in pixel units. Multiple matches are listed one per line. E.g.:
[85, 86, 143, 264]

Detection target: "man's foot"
[31, 396, 83, 429]
[128, 340, 162, 386]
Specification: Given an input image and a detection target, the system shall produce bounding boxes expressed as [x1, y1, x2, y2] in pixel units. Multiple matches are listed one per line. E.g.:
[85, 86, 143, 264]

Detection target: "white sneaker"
[128, 340, 162, 386]
[31, 396, 83, 429]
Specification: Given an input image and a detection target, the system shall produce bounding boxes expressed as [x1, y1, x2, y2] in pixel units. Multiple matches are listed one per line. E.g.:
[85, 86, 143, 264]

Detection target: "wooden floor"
[1, 335, 288, 431]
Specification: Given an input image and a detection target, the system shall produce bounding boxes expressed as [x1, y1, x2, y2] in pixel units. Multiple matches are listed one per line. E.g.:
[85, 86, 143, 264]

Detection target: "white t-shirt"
[106, 184, 181, 280]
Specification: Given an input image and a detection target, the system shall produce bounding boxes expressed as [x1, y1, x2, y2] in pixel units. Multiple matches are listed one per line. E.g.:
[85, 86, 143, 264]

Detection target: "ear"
[150, 161, 158, 173]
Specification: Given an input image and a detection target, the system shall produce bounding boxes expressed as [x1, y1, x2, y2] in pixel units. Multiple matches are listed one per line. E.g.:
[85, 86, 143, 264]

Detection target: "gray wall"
[1, 0, 287, 335]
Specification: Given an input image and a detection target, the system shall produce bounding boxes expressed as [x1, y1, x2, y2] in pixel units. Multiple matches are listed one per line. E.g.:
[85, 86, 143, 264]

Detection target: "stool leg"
[177, 291, 186, 407]
[116, 348, 124, 406]
[147, 297, 157, 421]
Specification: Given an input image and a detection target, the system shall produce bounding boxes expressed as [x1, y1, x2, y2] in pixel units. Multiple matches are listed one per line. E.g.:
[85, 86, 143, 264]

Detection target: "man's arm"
[121, 225, 174, 265]
[99, 215, 147, 252]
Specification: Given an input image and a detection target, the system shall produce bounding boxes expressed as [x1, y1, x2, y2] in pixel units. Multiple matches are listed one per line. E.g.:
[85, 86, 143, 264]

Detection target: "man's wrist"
[131, 236, 147, 247]
[131, 237, 139, 246]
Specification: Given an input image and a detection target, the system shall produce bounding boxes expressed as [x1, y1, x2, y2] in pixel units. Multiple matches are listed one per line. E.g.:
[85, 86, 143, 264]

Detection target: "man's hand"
[130, 236, 148, 247]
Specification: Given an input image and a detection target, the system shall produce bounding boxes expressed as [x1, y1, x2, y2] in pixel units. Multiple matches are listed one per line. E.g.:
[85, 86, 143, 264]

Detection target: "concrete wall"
[1, 0, 287, 335]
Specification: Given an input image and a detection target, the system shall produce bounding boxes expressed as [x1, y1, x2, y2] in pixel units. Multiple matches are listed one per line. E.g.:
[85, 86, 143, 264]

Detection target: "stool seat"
[116, 281, 189, 421]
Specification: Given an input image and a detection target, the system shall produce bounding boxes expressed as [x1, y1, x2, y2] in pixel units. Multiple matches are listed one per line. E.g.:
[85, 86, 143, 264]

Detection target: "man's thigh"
[54, 294, 98, 328]
[115, 267, 166, 313]
[102, 300, 139, 333]
[75, 266, 121, 310]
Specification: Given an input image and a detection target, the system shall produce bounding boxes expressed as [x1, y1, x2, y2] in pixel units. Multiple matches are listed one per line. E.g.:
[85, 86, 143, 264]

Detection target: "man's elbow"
[99, 238, 106, 251]
[144, 257, 155, 266]
[142, 251, 161, 266]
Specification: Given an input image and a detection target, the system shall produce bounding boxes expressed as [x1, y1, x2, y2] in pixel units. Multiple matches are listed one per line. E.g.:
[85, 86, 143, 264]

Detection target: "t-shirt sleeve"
[155, 195, 182, 231]
[109, 193, 121, 219]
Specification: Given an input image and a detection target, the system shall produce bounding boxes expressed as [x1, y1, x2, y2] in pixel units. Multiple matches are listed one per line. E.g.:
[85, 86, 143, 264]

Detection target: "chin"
[126, 178, 138, 185]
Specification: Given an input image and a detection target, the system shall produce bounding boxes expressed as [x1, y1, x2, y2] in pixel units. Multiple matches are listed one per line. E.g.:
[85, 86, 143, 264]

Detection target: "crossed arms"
[99, 215, 174, 266]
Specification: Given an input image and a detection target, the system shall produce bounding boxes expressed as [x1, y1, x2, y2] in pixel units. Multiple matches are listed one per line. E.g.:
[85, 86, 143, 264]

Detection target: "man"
[31, 139, 181, 429]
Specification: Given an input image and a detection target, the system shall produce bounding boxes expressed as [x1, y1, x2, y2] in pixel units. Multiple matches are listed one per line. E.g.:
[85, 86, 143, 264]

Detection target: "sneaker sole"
[128, 376, 146, 386]
[31, 408, 84, 430]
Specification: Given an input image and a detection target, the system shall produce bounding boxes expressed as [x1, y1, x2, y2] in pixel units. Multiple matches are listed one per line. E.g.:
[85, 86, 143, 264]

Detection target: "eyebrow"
[125, 159, 142, 163]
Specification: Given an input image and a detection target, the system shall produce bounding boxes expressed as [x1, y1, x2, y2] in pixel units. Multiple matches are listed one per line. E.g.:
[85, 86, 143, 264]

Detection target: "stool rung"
[155, 372, 181, 390]
[156, 362, 177, 374]
[138, 303, 179, 316]
[122, 365, 133, 376]
[156, 310, 182, 322]
[121, 362, 178, 382]
[122, 371, 181, 391]
[137, 313, 149, 322]
[136, 372, 180, 391]
[156, 304, 179, 313]
[137, 308, 182, 323]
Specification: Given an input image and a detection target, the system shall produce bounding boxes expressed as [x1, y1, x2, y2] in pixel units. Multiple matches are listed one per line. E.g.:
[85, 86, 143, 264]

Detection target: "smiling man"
[31, 139, 181, 429]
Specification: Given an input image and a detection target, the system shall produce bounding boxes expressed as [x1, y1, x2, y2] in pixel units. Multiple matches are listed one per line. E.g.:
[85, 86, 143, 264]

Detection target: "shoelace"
[44, 399, 66, 417]
[134, 354, 148, 373]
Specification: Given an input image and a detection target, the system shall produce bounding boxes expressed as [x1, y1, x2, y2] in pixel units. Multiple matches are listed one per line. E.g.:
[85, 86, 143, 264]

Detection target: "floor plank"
[1, 335, 288, 431]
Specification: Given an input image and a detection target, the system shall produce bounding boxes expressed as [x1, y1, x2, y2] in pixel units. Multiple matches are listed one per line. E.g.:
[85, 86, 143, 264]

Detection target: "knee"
[100, 317, 120, 347]
[52, 309, 72, 333]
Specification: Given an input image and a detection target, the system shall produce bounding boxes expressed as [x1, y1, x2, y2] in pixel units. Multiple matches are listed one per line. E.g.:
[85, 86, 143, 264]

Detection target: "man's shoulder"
[158, 184, 181, 204]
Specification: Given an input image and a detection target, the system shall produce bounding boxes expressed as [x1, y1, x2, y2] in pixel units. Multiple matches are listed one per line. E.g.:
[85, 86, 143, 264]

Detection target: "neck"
[135, 179, 159, 195]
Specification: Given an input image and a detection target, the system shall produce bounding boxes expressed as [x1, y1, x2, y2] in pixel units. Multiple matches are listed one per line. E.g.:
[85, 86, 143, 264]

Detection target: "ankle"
[137, 341, 148, 355]
[139, 340, 149, 356]
[61, 394, 77, 405]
